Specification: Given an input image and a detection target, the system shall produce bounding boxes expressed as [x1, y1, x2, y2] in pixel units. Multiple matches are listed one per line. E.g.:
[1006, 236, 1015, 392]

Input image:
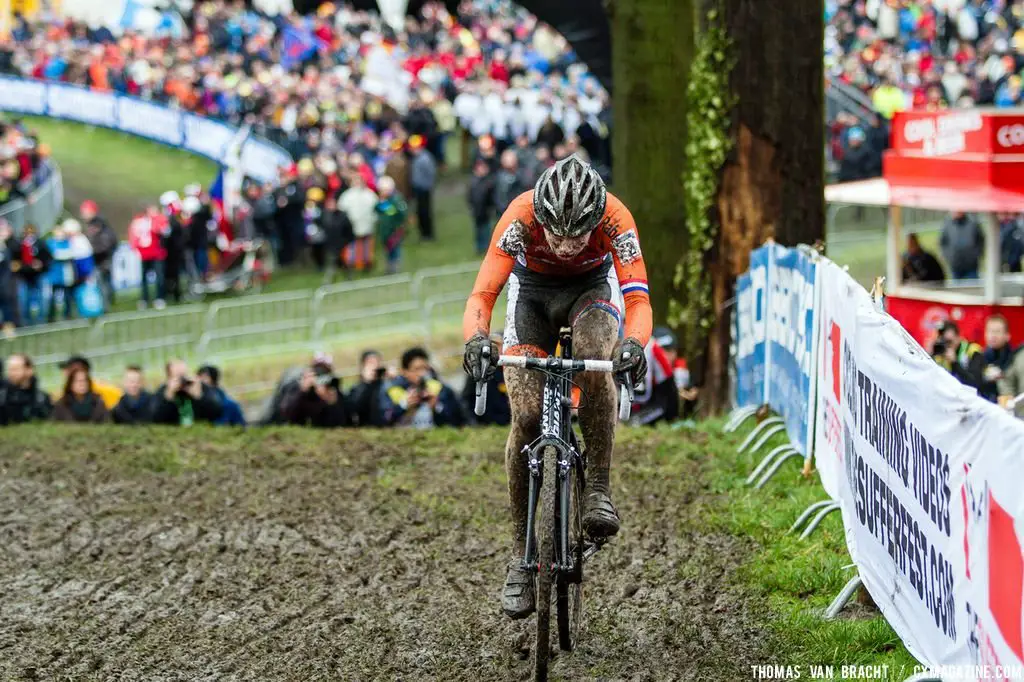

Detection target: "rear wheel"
[556, 460, 584, 651]
[534, 446, 557, 681]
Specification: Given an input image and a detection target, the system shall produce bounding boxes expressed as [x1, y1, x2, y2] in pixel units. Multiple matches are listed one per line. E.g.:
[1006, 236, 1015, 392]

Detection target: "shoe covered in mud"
[502, 560, 536, 620]
[583, 491, 620, 538]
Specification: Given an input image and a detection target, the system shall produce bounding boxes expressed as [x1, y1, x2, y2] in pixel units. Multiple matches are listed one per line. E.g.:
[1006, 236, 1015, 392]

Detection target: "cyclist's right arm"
[463, 194, 532, 341]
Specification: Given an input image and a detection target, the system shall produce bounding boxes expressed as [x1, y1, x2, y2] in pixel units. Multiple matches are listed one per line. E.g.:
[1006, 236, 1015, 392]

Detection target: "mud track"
[0, 426, 775, 681]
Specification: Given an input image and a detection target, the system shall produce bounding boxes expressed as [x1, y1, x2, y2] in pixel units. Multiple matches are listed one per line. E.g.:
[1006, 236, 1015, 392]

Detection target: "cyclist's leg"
[570, 265, 623, 537]
[504, 354, 545, 557]
[501, 361, 544, 619]
[500, 266, 558, 618]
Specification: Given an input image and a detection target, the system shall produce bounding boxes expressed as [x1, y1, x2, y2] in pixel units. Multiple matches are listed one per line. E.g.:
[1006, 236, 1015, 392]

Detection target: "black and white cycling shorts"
[502, 260, 625, 357]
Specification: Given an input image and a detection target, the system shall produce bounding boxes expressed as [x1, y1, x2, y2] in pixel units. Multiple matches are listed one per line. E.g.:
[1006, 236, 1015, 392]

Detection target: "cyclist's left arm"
[602, 195, 653, 346]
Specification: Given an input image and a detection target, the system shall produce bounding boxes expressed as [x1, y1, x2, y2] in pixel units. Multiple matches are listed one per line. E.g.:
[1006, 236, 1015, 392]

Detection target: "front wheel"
[556, 459, 584, 651]
[534, 446, 557, 681]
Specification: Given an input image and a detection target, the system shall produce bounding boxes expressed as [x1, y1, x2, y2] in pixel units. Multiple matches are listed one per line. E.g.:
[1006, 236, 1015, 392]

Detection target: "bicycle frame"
[472, 331, 634, 580]
[520, 332, 585, 580]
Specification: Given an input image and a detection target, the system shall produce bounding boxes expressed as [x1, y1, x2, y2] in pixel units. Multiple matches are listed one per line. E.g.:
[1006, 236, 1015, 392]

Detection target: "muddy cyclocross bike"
[474, 328, 634, 681]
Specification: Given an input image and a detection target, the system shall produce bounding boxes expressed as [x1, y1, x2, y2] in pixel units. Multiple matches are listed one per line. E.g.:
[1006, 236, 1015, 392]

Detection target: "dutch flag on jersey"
[620, 278, 650, 297]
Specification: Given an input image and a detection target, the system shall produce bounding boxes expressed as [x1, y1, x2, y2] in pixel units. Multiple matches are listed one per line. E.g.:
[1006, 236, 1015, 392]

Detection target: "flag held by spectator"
[282, 22, 318, 69]
[209, 169, 232, 242]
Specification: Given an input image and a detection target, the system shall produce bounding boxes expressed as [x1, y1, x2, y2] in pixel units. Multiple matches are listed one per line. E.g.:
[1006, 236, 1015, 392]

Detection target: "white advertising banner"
[813, 259, 875, 500]
[0, 77, 291, 183]
[47, 84, 118, 127]
[959, 409, 1024, 681]
[812, 254, 1024, 679]
[0, 78, 47, 114]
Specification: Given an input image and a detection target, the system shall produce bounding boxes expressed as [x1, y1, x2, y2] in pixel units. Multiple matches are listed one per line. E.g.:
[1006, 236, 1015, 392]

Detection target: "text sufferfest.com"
[750, 664, 1024, 680]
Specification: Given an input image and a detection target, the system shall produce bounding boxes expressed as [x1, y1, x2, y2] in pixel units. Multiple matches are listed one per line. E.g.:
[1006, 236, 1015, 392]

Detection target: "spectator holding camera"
[980, 315, 1016, 403]
[279, 360, 348, 428]
[112, 365, 154, 425]
[932, 320, 984, 391]
[53, 367, 110, 423]
[346, 350, 388, 427]
[381, 347, 464, 428]
[152, 359, 223, 426]
[198, 365, 246, 427]
[0, 353, 52, 425]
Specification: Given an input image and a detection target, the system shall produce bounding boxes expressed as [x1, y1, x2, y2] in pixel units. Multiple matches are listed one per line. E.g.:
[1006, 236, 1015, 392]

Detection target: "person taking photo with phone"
[381, 347, 465, 429]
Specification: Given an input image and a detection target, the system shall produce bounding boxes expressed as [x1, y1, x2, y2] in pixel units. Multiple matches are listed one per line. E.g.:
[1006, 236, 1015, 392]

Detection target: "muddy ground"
[0, 426, 776, 681]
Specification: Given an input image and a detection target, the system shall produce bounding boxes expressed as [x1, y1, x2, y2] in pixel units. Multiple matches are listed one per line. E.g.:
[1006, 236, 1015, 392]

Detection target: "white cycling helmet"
[533, 154, 606, 238]
[160, 190, 180, 207]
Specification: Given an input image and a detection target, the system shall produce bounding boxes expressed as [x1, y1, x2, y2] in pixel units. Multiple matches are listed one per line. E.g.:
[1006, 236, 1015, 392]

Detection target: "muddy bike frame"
[473, 331, 634, 578]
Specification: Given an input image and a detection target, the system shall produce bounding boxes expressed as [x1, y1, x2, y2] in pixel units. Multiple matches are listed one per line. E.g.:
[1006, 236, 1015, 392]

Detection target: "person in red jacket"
[128, 207, 168, 309]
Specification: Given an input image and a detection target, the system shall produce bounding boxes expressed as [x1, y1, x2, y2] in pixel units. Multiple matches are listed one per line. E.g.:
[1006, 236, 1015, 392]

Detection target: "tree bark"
[610, 0, 695, 328]
[611, 0, 824, 414]
[702, 0, 825, 414]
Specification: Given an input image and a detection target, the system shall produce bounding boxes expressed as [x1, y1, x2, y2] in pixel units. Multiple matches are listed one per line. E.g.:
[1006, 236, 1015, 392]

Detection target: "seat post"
[558, 326, 573, 360]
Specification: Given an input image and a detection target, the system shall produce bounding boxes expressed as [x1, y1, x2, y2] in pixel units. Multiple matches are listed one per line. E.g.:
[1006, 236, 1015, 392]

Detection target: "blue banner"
[765, 244, 819, 456]
[0, 77, 290, 183]
[734, 245, 770, 409]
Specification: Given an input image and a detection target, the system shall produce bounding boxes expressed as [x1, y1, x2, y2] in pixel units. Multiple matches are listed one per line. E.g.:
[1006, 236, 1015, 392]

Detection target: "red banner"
[886, 294, 1024, 348]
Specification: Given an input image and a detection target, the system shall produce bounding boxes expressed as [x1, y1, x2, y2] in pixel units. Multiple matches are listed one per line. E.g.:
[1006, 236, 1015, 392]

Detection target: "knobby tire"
[534, 445, 557, 681]
[556, 461, 584, 651]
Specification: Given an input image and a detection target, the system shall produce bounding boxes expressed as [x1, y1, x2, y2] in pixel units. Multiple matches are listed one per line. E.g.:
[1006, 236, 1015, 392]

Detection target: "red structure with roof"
[826, 108, 1024, 348]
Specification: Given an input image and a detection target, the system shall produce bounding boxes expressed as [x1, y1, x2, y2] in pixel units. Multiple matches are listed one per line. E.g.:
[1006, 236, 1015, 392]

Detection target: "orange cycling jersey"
[464, 189, 653, 346]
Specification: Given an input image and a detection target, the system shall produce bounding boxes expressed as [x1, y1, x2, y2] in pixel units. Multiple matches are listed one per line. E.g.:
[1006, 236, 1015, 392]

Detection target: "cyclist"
[462, 154, 652, 619]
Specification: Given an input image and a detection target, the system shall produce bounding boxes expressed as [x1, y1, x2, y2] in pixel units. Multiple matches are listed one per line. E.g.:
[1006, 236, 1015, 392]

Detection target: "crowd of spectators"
[0, 352, 244, 427]
[0, 346, 484, 429]
[1, 205, 118, 328]
[899, 210, 1024, 287]
[929, 314, 1024, 415]
[0, 119, 52, 208]
[826, 0, 1024, 179]
[0, 0, 612, 322]
[0, 327, 697, 428]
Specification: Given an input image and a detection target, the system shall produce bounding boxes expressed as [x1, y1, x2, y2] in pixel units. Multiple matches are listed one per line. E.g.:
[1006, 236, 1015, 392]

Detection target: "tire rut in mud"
[0, 427, 776, 681]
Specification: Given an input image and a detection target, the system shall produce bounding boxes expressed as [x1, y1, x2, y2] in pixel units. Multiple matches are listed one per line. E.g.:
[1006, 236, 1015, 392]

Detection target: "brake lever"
[474, 345, 491, 416]
[617, 351, 635, 421]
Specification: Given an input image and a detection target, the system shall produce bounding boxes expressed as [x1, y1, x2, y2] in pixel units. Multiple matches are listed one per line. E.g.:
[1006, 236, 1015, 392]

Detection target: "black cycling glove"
[463, 333, 498, 382]
[614, 337, 648, 388]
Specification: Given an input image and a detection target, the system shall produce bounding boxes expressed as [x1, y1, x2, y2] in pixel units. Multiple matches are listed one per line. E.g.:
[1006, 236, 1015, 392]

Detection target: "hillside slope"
[0, 425, 779, 681]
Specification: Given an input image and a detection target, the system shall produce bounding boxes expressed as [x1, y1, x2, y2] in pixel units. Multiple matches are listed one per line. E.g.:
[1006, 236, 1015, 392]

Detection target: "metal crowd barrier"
[1, 261, 481, 386]
[0, 161, 65, 235]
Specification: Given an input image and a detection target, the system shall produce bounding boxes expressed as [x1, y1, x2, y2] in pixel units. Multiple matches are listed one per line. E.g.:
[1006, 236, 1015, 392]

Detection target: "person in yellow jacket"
[871, 76, 907, 120]
[56, 355, 122, 409]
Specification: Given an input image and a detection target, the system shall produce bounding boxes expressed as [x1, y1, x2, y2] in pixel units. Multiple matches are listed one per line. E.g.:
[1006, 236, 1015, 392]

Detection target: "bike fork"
[558, 459, 570, 571]
[522, 445, 542, 570]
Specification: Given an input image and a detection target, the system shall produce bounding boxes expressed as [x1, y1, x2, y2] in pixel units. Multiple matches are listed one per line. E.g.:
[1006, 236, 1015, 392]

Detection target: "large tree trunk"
[610, 0, 695, 328]
[703, 0, 825, 413]
[611, 0, 824, 414]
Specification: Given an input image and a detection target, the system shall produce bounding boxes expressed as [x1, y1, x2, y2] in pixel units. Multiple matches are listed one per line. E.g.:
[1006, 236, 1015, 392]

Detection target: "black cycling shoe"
[583, 491, 620, 538]
[502, 560, 536, 620]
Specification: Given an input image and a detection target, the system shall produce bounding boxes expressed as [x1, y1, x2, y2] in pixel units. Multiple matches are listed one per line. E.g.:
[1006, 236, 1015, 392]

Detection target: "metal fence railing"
[2, 261, 482, 389]
[0, 161, 65, 235]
